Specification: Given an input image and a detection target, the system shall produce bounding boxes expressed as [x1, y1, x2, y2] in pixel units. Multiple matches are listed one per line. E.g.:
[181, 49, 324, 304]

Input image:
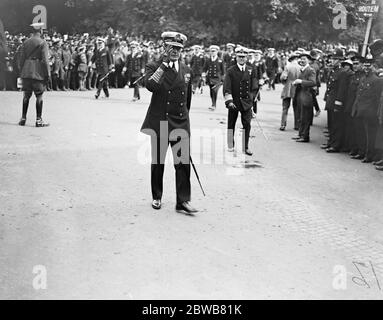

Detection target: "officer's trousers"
[227, 107, 252, 150]
[328, 110, 346, 150]
[362, 117, 379, 160]
[151, 135, 191, 205]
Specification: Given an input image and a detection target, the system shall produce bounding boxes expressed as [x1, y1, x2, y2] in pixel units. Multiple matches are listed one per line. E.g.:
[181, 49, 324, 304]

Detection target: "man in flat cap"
[141, 31, 198, 215]
[17, 22, 50, 127]
[202, 45, 225, 110]
[223, 47, 258, 156]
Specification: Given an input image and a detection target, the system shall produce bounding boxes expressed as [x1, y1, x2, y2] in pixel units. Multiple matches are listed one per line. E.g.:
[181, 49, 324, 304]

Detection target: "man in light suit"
[292, 51, 317, 143]
[280, 51, 301, 131]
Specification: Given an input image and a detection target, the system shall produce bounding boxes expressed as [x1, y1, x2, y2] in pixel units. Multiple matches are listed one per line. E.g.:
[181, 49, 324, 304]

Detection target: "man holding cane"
[141, 31, 198, 215]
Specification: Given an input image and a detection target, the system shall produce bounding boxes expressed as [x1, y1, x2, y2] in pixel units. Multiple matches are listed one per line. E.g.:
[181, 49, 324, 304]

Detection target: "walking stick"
[190, 156, 206, 197]
[253, 115, 269, 141]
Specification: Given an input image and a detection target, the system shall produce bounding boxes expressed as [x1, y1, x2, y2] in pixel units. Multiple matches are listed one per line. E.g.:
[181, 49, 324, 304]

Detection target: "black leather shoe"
[373, 160, 383, 166]
[351, 154, 364, 160]
[320, 144, 330, 149]
[291, 136, 301, 140]
[279, 126, 286, 131]
[176, 202, 198, 215]
[376, 165, 383, 171]
[244, 149, 253, 156]
[326, 147, 339, 153]
[35, 119, 50, 127]
[361, 158, 373, 163]
[95, 94, 99, 99]
[349, 151, 358, 157]
[296, 138, 309, 143]
[152, 199, 162, 210]
[18, 118, 26, 126]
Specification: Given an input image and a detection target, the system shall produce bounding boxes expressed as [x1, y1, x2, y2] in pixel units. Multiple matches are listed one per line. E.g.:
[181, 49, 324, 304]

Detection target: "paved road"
[1, 85, 383, 299]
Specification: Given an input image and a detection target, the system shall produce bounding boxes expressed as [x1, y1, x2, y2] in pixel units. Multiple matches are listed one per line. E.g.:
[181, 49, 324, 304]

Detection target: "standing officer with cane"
[141, 31, 198, 215]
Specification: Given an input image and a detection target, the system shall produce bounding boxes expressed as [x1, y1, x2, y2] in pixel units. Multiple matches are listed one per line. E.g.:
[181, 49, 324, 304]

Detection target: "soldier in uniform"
[344, 56, 366, 159]
[51, 39, 65, 91]
[223, 43, 236, 72]
[202, 45, 225, 111]
[123, 41, 145, 101]
[223, 47, 258, 156]
[291, 51, 317, 143]
[17, 23, 50, 127]
[190, 45, 205, 94]
[92, 37, 114, 99]
[322, 49, 348, 152]
[325, 57, 353, 153]
[351, 61, 383, 163]
[141, 31, 198, 215]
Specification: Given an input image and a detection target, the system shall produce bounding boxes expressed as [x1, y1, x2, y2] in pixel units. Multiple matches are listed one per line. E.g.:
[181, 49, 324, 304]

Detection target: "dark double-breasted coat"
[223, 64, 258, 111]
[91, 47, 113, 76]
[203, 58, 224, 86]
[125, 52, 145, 84]
[141, 59, 193, 138]
[324, 66, 350, 111]
[190, 54, 205, 76]
[352, 71, 383, 119]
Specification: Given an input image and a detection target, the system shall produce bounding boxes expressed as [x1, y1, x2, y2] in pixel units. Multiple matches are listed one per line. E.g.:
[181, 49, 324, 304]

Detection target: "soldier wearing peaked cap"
[141, 31, 198, 215]
[223, 43, 236, 72]
[351, 61, 383, 163]
[322, 48, 352, 153]
[190, 44, 205, 94]
[123, 40, 145, 101]
[17, 22, 50, 127]
[91, 37, 114, 99]
[223, 47, 258, 156]
[202, 45, 225, 110]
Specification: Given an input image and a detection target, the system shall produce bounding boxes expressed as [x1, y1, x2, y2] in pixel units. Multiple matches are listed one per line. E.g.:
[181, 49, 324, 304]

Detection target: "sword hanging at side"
[99, 70, 114, 83]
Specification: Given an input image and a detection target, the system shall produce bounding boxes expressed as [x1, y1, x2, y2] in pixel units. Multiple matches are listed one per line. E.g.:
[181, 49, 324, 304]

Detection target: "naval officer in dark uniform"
[18, 23, 50, 127]
[141, 31, 198, 215]
[223, 47, 258, 156]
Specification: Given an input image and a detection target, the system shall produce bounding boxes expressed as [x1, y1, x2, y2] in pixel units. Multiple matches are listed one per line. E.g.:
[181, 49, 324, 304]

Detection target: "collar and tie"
[169, 62, 178, 72]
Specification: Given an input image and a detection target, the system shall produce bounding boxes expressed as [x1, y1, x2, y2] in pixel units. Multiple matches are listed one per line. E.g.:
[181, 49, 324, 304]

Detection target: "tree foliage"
[0, 0, 380, 43]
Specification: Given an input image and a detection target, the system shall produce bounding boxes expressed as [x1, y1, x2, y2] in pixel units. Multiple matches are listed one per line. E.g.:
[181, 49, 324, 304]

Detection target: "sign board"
[357, 4, 380, 17]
